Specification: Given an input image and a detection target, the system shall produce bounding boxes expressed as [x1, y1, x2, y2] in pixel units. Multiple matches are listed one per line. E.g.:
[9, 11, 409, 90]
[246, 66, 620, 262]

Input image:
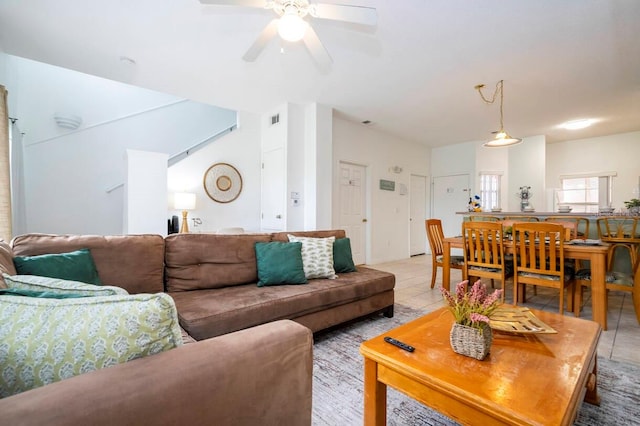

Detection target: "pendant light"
[475, 80, 522, 147]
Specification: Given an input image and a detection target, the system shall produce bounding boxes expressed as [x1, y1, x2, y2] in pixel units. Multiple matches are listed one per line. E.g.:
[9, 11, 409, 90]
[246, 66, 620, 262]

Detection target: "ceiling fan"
[199, 0, 377, 70]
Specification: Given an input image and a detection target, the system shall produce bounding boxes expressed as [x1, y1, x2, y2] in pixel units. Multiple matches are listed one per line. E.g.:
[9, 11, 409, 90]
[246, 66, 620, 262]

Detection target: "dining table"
[442, 236, 612, 330]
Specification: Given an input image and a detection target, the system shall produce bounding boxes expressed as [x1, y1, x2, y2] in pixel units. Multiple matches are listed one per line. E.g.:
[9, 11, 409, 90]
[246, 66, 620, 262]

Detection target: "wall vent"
[271, 114, 280, 125]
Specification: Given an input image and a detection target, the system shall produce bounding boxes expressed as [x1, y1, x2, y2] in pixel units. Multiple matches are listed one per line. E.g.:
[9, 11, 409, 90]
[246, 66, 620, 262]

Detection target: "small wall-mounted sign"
[380, 179, 395, 191]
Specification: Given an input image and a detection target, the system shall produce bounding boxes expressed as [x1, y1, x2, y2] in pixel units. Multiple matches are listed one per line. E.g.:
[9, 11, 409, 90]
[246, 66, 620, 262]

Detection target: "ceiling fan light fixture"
[278, 12, 307, 42]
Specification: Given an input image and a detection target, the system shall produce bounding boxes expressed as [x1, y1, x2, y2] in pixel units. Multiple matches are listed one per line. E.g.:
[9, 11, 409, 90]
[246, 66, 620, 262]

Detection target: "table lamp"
[174, 192, 196, 234]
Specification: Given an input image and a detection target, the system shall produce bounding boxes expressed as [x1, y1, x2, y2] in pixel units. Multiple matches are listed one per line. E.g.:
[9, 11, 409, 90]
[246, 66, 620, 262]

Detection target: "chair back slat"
[512, 222, 570, 313]
[426, 219, 445, 257]
[462, 221, 510, 301]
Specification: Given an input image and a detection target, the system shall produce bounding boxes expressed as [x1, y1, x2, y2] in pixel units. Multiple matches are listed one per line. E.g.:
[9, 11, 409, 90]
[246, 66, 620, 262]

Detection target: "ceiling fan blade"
[242, 19, 279, 62]
[312, 4, 377, 26]
[302, 25, 332, 71]
[199, 0, 266, 6]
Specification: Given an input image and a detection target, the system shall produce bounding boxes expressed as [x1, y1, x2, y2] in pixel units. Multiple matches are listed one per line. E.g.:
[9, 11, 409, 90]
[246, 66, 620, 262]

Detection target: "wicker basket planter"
[449, 323, 493, 360]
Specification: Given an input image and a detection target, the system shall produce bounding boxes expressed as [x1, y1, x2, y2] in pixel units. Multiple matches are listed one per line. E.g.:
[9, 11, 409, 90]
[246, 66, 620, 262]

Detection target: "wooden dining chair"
[544, 216, 590, 239]
[512, 222, 574, 314]
[425, 219, 465, 289]
[596, 217, 640, 269]
[574, 246, 640, 324]
[461, 221, 512, 301]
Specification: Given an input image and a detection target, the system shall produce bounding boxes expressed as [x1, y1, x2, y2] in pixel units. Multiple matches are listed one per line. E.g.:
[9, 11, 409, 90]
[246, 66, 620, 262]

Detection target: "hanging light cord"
[475, 80, 505, 131]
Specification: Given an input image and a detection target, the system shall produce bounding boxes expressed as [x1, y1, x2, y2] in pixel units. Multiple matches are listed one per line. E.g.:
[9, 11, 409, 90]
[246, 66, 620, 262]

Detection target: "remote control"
[384, 336, 415, 352]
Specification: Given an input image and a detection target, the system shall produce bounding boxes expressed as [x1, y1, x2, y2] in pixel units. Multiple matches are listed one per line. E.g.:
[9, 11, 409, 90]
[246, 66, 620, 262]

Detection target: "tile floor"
[371, 254, 640, 366]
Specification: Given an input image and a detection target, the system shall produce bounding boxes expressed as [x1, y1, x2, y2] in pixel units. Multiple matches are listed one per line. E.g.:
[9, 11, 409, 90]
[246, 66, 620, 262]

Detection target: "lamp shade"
[483, 132, 522, 148]
[174, 192, 196, 210]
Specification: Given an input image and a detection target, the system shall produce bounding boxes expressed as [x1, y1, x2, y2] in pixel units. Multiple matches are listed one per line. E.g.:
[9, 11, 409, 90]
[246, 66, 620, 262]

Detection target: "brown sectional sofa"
[0, 229, 395, 425]
[166, 230, 395, 340]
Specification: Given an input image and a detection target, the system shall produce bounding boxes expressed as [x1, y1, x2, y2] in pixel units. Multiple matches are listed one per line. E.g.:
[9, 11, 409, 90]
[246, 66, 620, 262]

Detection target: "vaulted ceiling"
[1, 0, 639, 147]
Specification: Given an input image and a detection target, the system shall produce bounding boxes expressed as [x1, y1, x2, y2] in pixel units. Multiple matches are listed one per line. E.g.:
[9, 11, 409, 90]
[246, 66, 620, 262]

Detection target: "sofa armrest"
[0, 320, 313, 426]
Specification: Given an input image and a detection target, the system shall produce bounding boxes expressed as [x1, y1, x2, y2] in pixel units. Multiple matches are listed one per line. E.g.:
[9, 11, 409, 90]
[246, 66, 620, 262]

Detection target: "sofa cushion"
[3, 274, 128, 297]
[271, 229, 346, 242]
[0, 239, 16, 289]
[171, 265, 395, 340]
[164, 233, 272, 292]
[333, 238, 357, 273]
[13, 248, 102, 285]
[11, 234, 165, 294]
[0, 293, 182, 398]
[287, 235, 337, 279]
[255, 242, 307, 287]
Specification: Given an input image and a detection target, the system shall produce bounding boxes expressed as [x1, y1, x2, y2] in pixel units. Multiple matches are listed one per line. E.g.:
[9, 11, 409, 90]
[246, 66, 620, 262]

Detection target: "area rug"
[312, 305, 640, 425]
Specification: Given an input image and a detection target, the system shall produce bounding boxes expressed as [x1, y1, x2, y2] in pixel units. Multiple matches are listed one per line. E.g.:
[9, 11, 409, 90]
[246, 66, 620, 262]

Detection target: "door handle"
[276, 215, 282, 219]
[362, 218, 368, 223]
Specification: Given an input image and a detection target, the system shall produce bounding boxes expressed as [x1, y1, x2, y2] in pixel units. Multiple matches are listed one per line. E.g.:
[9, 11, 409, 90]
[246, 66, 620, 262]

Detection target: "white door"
[338, 162, 367, 265]
[410, 174, 427, 256]
[432, 174, 470, 241]
[261, 148, 285, 231]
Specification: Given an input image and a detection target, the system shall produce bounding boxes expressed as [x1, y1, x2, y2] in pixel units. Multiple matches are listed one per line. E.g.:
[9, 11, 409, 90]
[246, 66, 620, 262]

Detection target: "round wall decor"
[203, 163, 243, 203]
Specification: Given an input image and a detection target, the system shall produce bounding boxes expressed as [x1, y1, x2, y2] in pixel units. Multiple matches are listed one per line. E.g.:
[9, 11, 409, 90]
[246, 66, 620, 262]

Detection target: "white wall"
[475, 140, 509, 209]
[168, 111, 262, 233]
[3, 55, 237, 235]
[304, 103, 333, 231]
[546, 131, 640, 209]
[332, 117, 430, 264]
[286, 103, 306, 231]
[433, 135, 547, 213]
[259, 102, 333, 233]
[125, 150, 168, 235]
[507, 135, 546, 211]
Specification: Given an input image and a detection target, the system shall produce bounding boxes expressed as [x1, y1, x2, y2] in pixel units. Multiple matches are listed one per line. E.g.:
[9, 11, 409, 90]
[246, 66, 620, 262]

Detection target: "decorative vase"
[449, 322, 493, 360]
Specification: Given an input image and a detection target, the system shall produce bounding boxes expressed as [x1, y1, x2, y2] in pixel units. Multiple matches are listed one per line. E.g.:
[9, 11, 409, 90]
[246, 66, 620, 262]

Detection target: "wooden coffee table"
[360, 307, 601, 425]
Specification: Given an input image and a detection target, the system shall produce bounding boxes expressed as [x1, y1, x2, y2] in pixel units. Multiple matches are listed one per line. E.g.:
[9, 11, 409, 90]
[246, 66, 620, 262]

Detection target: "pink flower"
[469, 280, 486, 305]
[482, 289, 503, 308]
[455, 280, 469, 303]
[440, 288, 454, 306]
[470, 312, 490, 324]
[441, 279, 503, 331]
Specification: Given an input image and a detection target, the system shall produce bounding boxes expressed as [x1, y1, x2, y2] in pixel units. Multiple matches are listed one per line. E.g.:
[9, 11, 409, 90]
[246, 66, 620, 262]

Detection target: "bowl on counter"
[558, 207, 572, 213]
[599, 207, 615, 214]
[491, 208, 502, 212]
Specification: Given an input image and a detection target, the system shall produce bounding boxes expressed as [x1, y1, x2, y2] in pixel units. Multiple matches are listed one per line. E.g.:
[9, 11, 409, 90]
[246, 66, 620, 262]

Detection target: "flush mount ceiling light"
[475, 80, 522, 148]
[53, 113, 83, 130]
[559, 118, 596, 130]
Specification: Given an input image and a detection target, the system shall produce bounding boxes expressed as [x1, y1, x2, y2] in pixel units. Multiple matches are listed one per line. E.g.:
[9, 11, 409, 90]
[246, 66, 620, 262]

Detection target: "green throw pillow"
[333, 238, 357, 273]
[13, 248, 102, 285]
[255, 242, 307, 287]
[2, 273, 127, 297]
[0, 293, 183, 398]
[0, 288, 89, 299]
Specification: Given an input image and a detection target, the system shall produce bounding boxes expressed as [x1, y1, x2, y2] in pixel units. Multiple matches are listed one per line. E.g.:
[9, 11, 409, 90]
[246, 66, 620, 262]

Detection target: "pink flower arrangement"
[441, 279, 502, 331]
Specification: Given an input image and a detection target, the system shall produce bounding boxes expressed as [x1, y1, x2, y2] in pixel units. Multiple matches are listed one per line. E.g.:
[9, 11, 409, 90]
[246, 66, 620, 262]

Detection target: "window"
[559, 174, 613, 213]
[479, 173, 501, 210]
